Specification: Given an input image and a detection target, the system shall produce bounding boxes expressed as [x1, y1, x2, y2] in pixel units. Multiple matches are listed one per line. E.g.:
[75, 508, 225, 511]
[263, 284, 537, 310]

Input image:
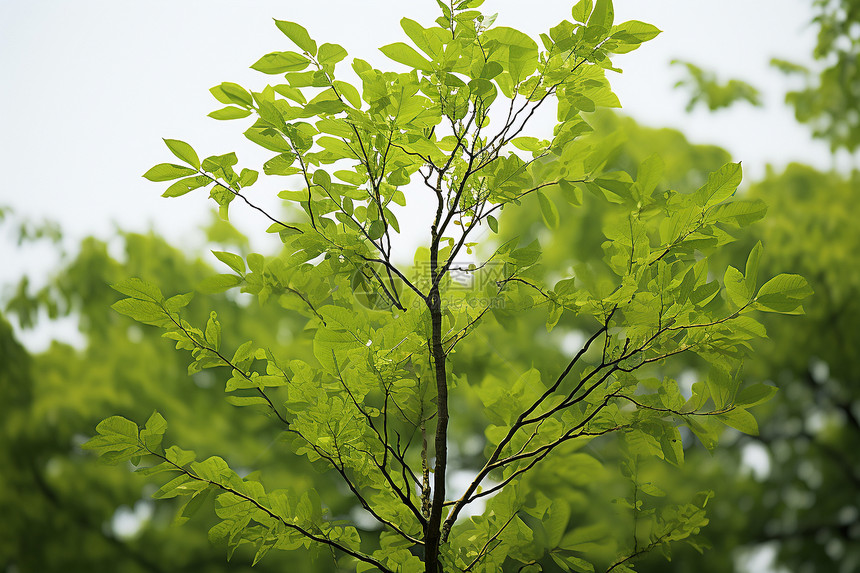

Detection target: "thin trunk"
[425, 283, 449, 571]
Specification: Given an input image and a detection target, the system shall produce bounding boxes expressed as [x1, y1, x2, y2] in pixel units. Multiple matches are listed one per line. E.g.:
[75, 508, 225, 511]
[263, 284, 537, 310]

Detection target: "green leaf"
[560, 523, 608, 554]
[718, 408, 759, 435]
[263, 153, 299, 176]
[143, 163, 198, 182]
[198, 274, 243, 294]
[587, 0, 614, 32]
[735, 384, 778, 408]
[174, 487, 213, 526]
[690, 281, 720, 307]
[144, 411, 167, 436]
[318, 43, 348, 65]
[537, 190, 559, 229]
[152, 474, 195, 499]
[163, 139, 200, 170]
[162, 175, 209, 198]
[165, 445, 196, 467]
[400, 17, 443, 60]
[164, 292, 194, 312]
[612, 20, 661, 43]
[140, 411, 167, 451]
[216, 82, 254, 107]
[225, 374, 260, 392]
[512, 136, 543, 152]
[706, 369, 737, 409]
[83, 416, 144, 463]
[487, 214, 499, 233]
[135, 461, 174, 477]
[770, 57, 809, 75]
[212, 251, 245, 275]
[744, 241, 763, 294]
[755, 273, 813, 313]
[694, 162, 742, 206]
[274, 20, 317, 55]
[757, 273, 812, 300]
[94, 416, 139, 442]
[256, 375, 288, 388]
[274, 84, 306, 104]
[251, 51, 310, 74]
[639, 482, 667, 497]
[682, 381, 710, 414]
[368, 220, 385, 240]
[334, 81, 361, 108]
[202, 152, 238, 173]
[633, 154, 663, 200]
[560, 180, 584, 205]
[112, 278, 163, 302]
[252, 526, 278, 565]
[685, 417, 721, 451]
[380, 42, 433, 70]
[312, 169, 331, 190]
[208, 106, 252, 120]
[660, 425, 685, 466]
[205, 311, 221, 350]
[111, 299, 167, 325]
[550, 553, 572, 572]
[723, 265, 750, 307]
[546, 301, 563, 331]
[562, 555, 594, 573]
[483, 27, 539, 82]
[572, 0, 593, 23]
[192, 456, 231, 484]
[545, 501, 571, 547]
[706, 198, 768, 227]
[623, 429, 663, 459]
[245, 127, 293, 153]
[239, 168, 258, 188]
[230, 340, 254, 366]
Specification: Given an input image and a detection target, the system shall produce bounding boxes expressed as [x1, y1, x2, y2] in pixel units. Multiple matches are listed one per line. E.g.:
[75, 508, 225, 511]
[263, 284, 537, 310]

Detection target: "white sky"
[0, 0, 848, 351]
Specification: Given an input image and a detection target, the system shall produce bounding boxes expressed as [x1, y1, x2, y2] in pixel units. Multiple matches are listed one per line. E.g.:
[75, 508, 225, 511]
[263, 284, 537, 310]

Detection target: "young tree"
[84, 1, 811, 571]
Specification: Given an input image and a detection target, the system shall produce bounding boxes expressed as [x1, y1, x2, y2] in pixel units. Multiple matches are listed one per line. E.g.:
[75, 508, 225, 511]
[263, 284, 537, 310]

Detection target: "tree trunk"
[424, 284, 449, 572]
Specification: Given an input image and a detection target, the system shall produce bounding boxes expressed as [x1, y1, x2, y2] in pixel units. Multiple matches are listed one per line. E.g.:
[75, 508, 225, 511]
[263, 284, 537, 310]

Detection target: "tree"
[774, 0, 860, 152]
[0, 229, 337, 573]
[670, 61, 761, 113]
[82, 1, 810, 571]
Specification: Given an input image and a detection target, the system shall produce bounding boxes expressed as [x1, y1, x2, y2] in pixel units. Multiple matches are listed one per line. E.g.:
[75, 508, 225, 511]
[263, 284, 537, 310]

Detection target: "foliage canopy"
[78, 1, 809, 572]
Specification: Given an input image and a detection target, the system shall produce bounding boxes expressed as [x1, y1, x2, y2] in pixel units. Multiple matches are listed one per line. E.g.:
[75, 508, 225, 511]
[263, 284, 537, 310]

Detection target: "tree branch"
[145, 447, 395, 573]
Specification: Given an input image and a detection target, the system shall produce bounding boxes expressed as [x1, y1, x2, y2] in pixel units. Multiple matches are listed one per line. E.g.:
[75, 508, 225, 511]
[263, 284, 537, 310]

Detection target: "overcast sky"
[0, 0, 846, 353]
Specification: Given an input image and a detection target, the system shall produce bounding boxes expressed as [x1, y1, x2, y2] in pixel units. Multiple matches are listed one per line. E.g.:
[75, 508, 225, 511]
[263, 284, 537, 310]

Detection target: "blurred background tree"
[778, 0, 860, 152]
[0, 225, 351, 572]
[671, 60, 763, 112]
